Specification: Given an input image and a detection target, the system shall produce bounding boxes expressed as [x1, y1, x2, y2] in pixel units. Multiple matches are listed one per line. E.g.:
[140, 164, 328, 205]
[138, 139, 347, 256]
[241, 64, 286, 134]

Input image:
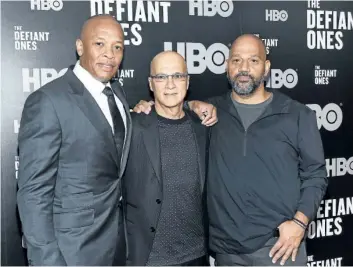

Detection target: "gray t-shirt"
[231, 93, 273, 131]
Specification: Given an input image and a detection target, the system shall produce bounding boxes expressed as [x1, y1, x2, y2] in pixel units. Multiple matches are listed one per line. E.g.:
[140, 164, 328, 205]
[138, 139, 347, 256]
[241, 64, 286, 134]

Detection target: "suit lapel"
[187, 111, 207, 192]
[111, 82, 132, 177]
[141, 110, 162, 184]
[66, 69, 119, 166]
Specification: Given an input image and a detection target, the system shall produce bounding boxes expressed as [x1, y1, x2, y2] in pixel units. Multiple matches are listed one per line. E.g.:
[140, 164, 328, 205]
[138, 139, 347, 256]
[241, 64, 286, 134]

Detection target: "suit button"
[150, 227, 156, 232]
[156, 199, 161, 204]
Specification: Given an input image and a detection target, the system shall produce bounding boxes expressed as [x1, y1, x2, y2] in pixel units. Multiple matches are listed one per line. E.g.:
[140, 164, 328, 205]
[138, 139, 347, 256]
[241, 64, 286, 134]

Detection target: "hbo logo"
[266, 69, 298, 89]
[306, 103, 343, 131]
[326, 157, 353, 177]
[189, 0, 234, 17]
[164, 42, 229, 74]
[265, 9, 288, 22]
[22, 68, 68, 92]
[30, 0, 63, 11]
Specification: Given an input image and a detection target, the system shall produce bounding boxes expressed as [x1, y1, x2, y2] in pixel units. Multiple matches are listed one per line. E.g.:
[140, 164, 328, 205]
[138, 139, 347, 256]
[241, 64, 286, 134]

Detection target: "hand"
[269, 220, 305, 266]
[188, 101, 218, 127]
[133, 100, 154, 114]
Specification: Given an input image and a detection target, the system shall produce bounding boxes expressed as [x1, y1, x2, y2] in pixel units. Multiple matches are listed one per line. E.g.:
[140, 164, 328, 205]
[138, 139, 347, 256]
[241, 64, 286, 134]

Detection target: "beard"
[228, 71, 265, 96]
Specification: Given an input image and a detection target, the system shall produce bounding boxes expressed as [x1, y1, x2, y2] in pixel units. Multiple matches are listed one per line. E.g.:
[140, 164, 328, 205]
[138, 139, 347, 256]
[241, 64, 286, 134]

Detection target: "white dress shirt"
[73, 61, 127, 135]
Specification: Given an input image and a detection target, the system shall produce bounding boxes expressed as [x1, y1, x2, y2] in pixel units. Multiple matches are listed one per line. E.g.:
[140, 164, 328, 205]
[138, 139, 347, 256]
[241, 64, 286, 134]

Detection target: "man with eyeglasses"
[134, 34, 327, 266]
[123, 51, 210, 266]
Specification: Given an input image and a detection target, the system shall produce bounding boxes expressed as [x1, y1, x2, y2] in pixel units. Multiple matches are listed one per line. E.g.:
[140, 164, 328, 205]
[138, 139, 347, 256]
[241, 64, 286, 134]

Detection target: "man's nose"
[238, 60, 250, 72]
[103, 47, 114, 59]
[165, 76, 176, 89]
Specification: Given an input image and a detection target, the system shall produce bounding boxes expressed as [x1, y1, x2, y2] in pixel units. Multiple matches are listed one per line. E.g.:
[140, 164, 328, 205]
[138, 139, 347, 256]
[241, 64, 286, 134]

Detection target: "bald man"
[123, 51, 209, 266]
[186, 34, 327, 266]
[134, 34, 327, 266]
[17, 15, 132, 265]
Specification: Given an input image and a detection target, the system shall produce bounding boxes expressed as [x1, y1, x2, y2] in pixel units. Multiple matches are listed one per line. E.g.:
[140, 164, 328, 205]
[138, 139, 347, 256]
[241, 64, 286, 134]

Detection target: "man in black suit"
[123, 51, 210, 266]
[17, 15, 131, 265]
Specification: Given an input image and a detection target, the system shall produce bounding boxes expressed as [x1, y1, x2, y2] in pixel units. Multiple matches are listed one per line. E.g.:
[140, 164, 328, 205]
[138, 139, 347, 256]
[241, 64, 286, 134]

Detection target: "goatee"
[228, 71, 265, 96]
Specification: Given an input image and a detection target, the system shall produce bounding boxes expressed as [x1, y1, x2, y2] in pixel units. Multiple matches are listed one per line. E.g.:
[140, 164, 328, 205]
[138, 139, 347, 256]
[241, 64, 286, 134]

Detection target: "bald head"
[150, 51, 187, 75]
[148, 51, 189, 112]
[226, 34, 271, 97]
[80, 15, 122, 41]
[76, 15, 124, 82]
[230, 34, 266, 60]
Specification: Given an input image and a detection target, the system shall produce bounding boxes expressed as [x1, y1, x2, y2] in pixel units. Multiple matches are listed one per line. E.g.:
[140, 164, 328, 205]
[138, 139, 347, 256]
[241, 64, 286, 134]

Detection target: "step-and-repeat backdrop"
[1, 0, 353, 265]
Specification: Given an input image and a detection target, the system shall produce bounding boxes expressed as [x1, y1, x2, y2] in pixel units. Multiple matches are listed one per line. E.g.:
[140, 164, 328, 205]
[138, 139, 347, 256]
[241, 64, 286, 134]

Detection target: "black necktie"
[102, 86, 125, 165]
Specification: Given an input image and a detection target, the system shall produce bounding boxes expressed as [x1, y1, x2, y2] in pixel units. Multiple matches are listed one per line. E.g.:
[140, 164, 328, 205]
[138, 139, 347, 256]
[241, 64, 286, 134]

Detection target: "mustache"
[234, 72, 255, 80]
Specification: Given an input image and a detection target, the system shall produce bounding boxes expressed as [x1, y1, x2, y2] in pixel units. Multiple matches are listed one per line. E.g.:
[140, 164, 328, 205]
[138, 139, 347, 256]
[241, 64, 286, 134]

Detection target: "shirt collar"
[73, 60, 111, 96]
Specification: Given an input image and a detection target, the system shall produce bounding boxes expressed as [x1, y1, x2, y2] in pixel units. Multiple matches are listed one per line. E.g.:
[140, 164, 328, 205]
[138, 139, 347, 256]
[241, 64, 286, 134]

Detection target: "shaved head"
[76, 15, 124, 82]
[148, 51, 189, 115]
[79, 15, 122, 41]
[226, 34, 271, 98]
[230, 34, 267, 60]
[150, 51, 187, 75]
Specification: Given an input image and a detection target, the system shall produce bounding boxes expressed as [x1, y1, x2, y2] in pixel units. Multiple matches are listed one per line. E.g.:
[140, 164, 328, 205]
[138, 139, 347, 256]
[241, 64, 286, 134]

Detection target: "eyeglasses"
[149, 73, 189, 83]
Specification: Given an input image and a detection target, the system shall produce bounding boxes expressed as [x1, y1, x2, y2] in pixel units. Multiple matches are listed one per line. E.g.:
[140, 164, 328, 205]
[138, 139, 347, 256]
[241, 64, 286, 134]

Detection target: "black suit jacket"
[123, 108, 210, 266]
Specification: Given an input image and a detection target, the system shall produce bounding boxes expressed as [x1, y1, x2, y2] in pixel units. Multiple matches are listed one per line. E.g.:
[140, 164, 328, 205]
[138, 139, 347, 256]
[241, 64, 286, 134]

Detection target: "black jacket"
[123, 109, 209, 265]
[207, 90, 328, 254]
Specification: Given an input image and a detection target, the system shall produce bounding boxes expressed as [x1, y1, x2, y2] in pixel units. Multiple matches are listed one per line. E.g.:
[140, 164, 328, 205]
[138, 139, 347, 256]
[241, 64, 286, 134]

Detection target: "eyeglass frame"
[149, 72, 189, 82]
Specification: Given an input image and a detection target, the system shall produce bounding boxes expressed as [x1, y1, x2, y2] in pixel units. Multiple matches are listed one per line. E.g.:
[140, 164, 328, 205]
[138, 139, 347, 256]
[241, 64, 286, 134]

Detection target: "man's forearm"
[185, 97, 218, 111]
[297, 109, 328, 222]
[296, 183, 326, 222]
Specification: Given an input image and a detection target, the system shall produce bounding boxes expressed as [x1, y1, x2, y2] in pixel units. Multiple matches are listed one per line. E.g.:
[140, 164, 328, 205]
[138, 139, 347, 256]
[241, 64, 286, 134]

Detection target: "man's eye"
[95, 42, 103, 46]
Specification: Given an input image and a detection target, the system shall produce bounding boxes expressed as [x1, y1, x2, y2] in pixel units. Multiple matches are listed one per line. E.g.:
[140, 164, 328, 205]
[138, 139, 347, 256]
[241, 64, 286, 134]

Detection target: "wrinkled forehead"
[152, 57, 187, 74]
